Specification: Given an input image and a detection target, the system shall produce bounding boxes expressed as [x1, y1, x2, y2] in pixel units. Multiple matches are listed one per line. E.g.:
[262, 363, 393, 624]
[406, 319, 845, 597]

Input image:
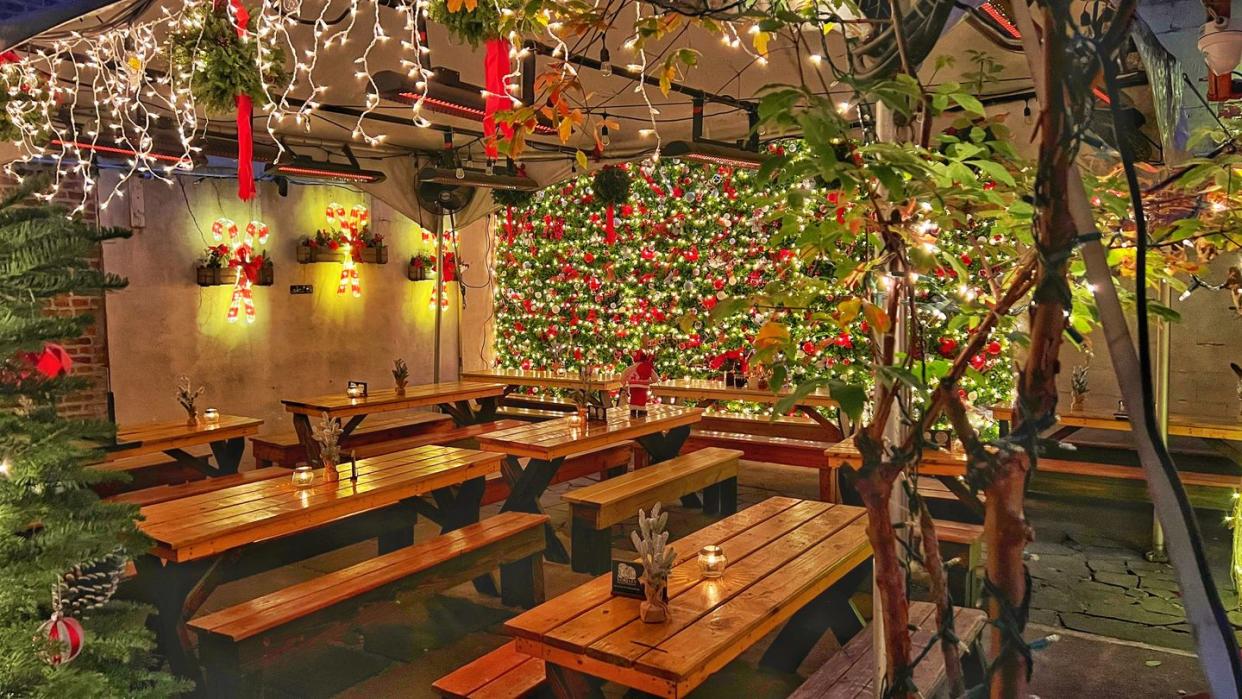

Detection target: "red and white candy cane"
[212, 217, 270, 323]
[327, 202, 368, 297]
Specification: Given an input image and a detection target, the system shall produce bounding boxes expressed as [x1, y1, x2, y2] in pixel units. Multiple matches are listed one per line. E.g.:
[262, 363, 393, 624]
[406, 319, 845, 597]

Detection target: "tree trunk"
[855, 470, 913, 698]
[916, 499, 965, 697]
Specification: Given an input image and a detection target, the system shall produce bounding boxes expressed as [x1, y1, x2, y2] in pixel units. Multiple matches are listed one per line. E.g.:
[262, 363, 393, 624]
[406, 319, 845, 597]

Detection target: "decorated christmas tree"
[0, 180, 185, 696]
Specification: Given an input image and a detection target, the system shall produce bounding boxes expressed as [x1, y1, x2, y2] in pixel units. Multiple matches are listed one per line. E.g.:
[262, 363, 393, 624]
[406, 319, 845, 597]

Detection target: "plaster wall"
[99, 175, 460, 441]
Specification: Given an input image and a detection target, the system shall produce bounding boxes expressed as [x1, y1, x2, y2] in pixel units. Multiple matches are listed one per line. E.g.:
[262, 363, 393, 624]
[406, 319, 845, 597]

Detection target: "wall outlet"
[289, 284, 313, 295]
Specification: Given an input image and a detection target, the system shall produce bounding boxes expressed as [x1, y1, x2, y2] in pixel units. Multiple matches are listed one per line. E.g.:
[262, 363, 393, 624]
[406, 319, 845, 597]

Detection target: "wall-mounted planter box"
[196, 263, 274, 287]
[296, 243, 388, 265]
[407, 260, 433, 281]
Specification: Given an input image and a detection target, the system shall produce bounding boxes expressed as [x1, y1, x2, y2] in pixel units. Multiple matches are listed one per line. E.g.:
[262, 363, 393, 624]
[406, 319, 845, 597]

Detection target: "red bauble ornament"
[25, 344, 72, 378]
[970, 354, 986, 370]
[937, 337, 958, 357]
[39, 615, 84, 666]
[986, 341, 1002, 356]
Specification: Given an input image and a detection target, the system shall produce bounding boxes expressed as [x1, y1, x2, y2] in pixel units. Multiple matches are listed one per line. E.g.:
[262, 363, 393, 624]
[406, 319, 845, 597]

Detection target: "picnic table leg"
[377, 501, 420, 554]
[432, 477, 502, 596]
[133, 555, 211, 686]
[545, 663, 604, 699]
[163, 448, 216, 477]
[340, 414, 366, 440]
[291, 413, 321, 466]
[208, 437, 246, 475]
[637, 425, 701, 507]
[500, 454, 570, 563]
[475, 395, 499, 423]
[758, 559, 873, 673]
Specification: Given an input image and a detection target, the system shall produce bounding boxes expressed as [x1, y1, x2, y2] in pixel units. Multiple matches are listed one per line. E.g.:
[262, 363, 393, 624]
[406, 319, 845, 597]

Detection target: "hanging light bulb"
[486, 159, 495, 176]
[600, 112, 611, 146]
[1023, 99, 1033, 124]
[455, 165, 466, 179]
[599, 46, 612, 77]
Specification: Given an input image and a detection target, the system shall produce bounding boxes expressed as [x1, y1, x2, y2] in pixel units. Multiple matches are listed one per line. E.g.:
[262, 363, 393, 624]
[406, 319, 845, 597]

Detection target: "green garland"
[492, 188, 534, 208]
[167, 2, 286, 116]
[593, 166, 631, 206]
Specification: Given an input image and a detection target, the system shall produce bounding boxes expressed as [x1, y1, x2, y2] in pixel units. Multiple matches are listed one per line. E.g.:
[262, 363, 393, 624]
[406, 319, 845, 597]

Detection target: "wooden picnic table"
[281, 380, 505, 465]
[461, 368, 625, 394]
[651, 378, 848, 435]
[475, 405, 703, 563]
[97, 414, 263, 475]
[991, 405, 1242, 444]
[132, 444, 502, 685]
[506, 497, 872, 698]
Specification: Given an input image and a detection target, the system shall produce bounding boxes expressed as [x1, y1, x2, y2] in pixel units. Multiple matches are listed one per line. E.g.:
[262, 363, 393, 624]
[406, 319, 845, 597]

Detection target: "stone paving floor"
[192, 460, 1228, 697]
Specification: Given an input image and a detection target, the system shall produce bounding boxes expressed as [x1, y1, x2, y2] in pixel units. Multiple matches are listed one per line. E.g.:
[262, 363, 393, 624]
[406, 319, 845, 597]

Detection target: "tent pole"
[434, 213, 445, 383]
[1147, 280, 1172, 561]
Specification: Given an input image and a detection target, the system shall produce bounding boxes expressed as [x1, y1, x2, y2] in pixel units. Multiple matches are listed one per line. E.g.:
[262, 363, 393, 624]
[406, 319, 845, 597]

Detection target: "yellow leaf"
[575, 150, 589, 171]
[754, 320, 790, 350]
[752, 31, 770, 57]
[659, 73, 672, 97]
[862, 300, 891, 334]
[558, 117, 573, 143]
[837, 298, 861, 325]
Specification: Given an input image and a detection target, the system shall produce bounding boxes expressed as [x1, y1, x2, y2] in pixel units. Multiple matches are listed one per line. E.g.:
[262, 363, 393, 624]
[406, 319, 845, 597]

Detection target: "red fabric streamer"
[605, 204, 616, 244]
[504, 206, 516, 243]
[482, 38, 514, 159]
[230, 0, 255, 201]
[0, 51, 19, 64]
[24, 344, 72, 378]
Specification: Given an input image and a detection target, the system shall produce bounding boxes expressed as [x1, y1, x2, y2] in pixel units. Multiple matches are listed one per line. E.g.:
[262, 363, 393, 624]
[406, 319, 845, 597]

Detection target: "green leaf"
[951, 92, 986, 116]
[967, 159, 1015, 186]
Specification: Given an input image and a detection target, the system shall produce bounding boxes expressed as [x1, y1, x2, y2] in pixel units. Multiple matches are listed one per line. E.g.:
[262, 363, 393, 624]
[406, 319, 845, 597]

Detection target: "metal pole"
[433, 214, 445, 383]
[1147, 281, 1172, 561]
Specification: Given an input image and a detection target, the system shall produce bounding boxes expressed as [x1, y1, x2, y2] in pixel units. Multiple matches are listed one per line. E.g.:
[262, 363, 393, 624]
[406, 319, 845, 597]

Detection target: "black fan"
[416, 177, 475, 215]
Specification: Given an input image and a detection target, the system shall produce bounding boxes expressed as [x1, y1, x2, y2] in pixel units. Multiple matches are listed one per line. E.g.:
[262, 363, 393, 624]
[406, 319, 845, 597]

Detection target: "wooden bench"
[105, 466, 291, 508]
[250, 412, 454, 468]
[432, 640, 546, 699]
[932, 520, 983, 608]
[562, 447, 743, 574]
[189, 512, 548, 697]
[686, 429, 838, 470]
[790, 601, 987, 698]
[825, 442, 1242, 510]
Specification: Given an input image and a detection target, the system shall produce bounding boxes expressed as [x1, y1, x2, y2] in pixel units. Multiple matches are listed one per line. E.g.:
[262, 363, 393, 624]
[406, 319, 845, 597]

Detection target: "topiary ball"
[593, 166, 631, 206]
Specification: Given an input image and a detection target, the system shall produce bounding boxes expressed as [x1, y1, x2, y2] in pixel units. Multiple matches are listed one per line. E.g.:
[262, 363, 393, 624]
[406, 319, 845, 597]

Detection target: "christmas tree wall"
[493, 157, 1015, 416]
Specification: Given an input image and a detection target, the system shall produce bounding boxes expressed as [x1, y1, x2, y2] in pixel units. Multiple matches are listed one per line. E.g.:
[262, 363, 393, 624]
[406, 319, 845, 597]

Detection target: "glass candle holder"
[698, 545, 727, 579]
[346, 385, 364, 399]
[203, 408, 220, 424]
[291, 466, 315, 488]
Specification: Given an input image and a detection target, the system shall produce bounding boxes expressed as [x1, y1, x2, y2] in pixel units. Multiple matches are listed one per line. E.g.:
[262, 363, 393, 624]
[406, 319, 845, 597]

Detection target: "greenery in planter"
[301, 227, 384, 251]
[408, 253, 435, 281]
[167, 1, 286, 115]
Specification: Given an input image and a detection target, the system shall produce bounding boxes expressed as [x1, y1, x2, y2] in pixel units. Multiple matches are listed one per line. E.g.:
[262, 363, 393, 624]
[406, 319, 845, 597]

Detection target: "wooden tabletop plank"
[139, 446, 475, 527]
[144, 448, 495, 539]
[545, 500, 836, 654]
[505, 497, 803, 641]
[582, 502, 864, 664]
[461, 368, 625, 392]
[990, 405, 1242, 441]
[139, 445, 501, 562]
[635, 517, 871, 687]
[652, 379, 838, 409]
[476, 407, 703, 460]
[102, 415, 263, 462]
[282, 381, 505, 417]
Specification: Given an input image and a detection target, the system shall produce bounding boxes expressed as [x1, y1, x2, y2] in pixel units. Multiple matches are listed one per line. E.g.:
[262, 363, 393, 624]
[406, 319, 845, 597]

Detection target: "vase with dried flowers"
[392, 358, 409, 394]
[312, 412, 342, 481]
[1070, 364, 1089, 412]
[631, 503, 675, 623]
[176, 375, 205, 425]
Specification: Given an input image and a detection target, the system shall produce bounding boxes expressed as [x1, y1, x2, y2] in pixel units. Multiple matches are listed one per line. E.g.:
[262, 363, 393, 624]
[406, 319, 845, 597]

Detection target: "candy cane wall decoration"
[212, 217, 270, 323]
[325, 203, 369, 297]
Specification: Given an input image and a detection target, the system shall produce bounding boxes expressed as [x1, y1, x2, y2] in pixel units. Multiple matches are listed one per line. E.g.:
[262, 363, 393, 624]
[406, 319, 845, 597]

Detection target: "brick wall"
[1, 169, 110, 420]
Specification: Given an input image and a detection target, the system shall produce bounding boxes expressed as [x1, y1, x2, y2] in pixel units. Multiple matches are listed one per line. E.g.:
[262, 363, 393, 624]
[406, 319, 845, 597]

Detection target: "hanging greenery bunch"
[167, 1, 286, 115]
[593, 166, 631, 206]
[427, 0, 514, 47]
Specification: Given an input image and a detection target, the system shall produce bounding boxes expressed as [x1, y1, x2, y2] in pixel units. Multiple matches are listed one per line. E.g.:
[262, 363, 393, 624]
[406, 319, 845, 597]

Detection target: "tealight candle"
[698, 545, 727, 578]
[346, 385, 363, 399]
[291, 466, 314, 488]
[203, 408, 220, 424]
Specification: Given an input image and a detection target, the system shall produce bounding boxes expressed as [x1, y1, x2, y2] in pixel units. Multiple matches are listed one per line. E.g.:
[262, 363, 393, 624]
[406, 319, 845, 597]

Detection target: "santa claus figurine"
[620, 349, 660, 410]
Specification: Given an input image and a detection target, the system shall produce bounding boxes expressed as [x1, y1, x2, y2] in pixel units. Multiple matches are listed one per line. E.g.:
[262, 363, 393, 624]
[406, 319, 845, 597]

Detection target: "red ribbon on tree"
[23, 344, 73, 379]
[229, 0, 256, 202]
[482, 38, 514, 159]
[504, 207, 516, 244]
[605, 205, 617, 244]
